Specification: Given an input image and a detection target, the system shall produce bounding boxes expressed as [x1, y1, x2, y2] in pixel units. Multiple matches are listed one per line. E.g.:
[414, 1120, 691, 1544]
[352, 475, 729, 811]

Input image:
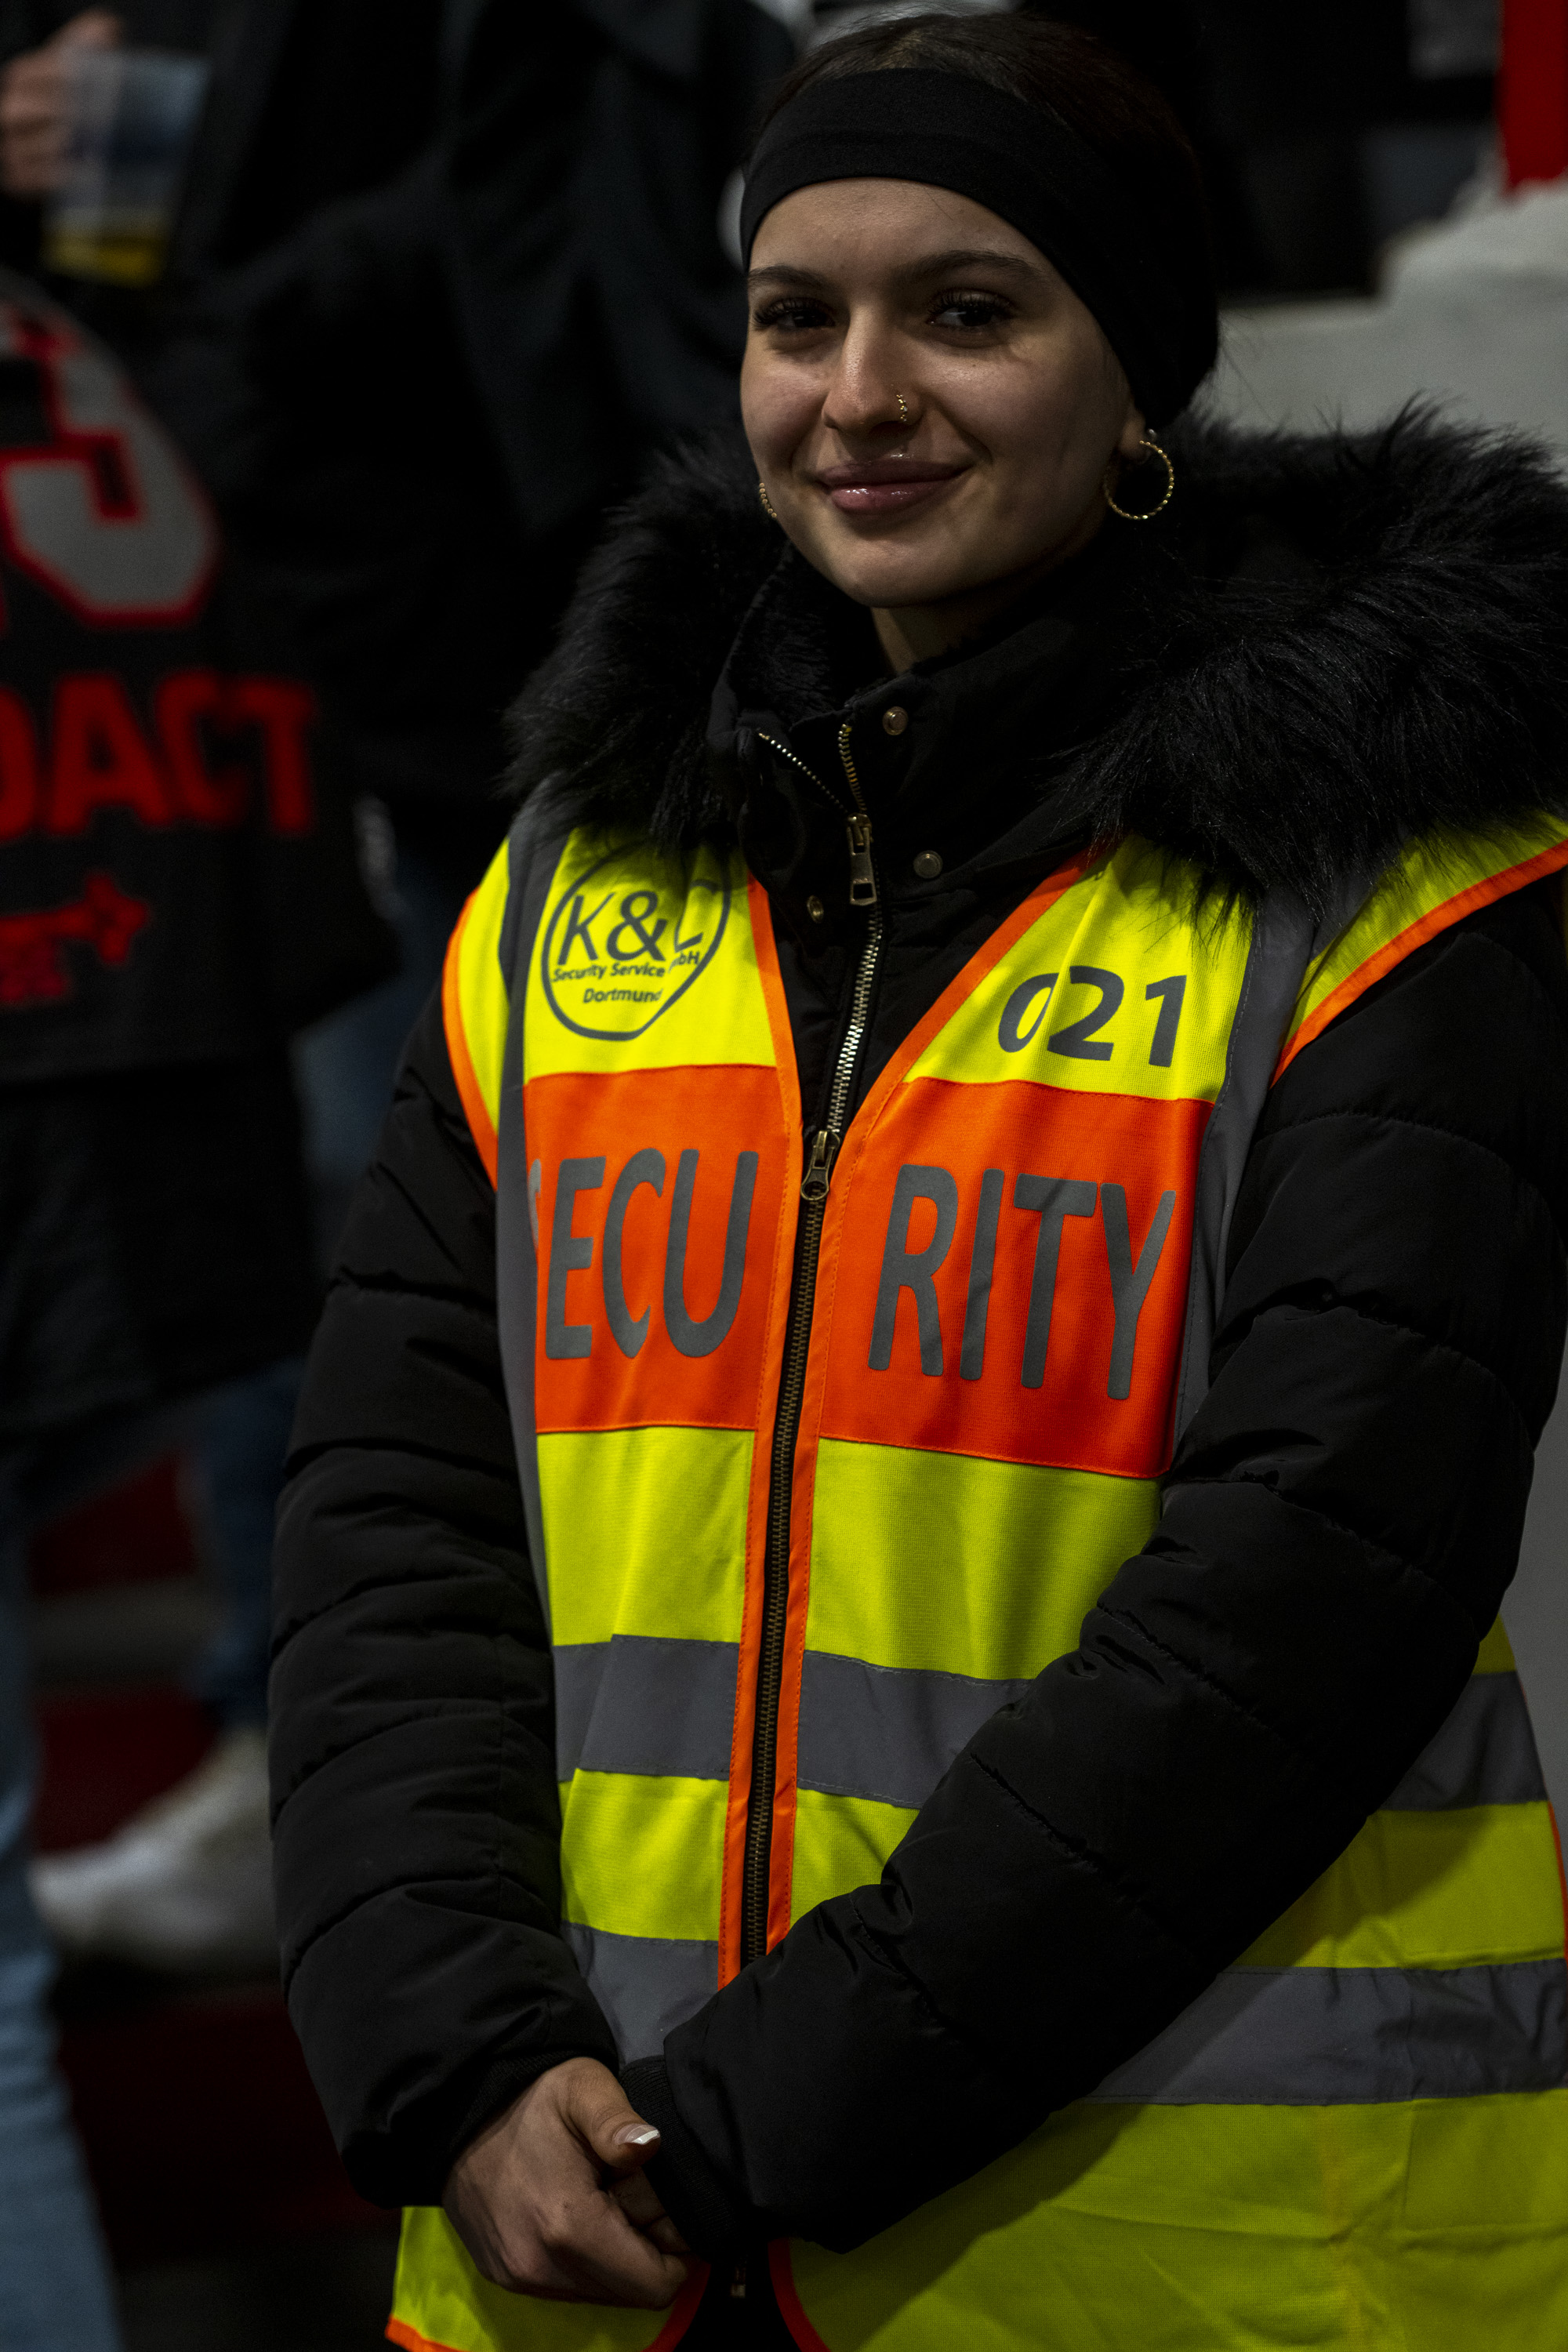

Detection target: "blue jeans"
[0, 1409, 195, 2352]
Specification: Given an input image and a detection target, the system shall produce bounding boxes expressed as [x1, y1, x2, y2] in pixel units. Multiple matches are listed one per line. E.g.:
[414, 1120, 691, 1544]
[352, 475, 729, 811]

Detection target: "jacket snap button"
[882, 705, 909, 735]
[806, 895, 825, 921]
[913, 850, 942, 880]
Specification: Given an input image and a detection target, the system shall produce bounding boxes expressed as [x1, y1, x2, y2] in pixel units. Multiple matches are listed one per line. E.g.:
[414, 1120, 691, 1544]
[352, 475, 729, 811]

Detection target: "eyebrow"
[747, 246, 1044, 292]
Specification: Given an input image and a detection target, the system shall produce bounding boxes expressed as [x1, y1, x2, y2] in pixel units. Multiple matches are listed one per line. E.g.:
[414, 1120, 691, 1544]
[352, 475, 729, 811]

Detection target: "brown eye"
[753, 298, 833, 332]
[930, 292, 1011, 331]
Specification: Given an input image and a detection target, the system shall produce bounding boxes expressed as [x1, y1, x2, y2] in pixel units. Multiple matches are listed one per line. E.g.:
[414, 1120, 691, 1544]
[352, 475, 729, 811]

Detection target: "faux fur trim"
[506, 409, 1568, 909]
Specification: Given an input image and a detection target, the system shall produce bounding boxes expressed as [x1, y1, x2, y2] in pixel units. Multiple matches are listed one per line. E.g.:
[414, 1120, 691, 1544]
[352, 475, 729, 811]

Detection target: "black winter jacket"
[270, 414, 1568, 2269]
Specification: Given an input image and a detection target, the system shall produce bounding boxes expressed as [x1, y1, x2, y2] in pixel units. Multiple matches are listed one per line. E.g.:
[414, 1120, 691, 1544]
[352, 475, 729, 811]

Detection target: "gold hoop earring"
[1104, 432, 1175, 521]
[758, 478, 779, 522]
[895, 390, 909, 425]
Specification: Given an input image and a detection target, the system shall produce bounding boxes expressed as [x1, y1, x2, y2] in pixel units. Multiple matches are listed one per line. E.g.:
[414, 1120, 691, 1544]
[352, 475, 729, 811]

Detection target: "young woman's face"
[742, 177, 1146, 622]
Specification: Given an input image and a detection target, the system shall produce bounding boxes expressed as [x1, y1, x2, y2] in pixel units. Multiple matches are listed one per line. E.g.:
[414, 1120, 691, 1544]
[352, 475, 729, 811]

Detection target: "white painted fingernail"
[617, 2125, 661, 2147]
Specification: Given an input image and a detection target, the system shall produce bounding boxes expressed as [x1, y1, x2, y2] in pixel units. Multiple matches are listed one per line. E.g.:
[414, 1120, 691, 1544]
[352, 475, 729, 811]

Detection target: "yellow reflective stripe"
[808, 1436, 1159, 1680]
[785, 2089, 1568, 2352]
[391, 2207, 684, 2351]
[908, 835, 1253, 1105]
[789, 1785, 914, 1923]
[524, 833, 773, 1078]
[1279, 815, 1568, 1077]
[1242, 1803, 1566, 1971]
[559, 1770, 724, 1943]
[441, 844, 512, 1183]
[1476, 1615, 1516, 1673]
[538, 1427, 751, 1646]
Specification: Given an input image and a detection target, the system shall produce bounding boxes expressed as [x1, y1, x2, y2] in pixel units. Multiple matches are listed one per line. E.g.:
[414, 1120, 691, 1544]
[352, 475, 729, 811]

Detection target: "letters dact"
[0, 669, 318, 844]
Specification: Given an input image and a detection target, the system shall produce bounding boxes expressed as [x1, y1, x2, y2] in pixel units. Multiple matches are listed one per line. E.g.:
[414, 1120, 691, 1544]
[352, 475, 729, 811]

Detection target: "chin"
[799, 527, 960, 604]
[821, 553, 1000, 612]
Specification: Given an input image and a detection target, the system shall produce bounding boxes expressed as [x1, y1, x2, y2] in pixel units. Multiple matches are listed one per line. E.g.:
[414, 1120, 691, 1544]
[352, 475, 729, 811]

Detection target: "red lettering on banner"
[230, 677, 316, 835]
[819, 1077, 1209, 1478]
[47, 673, 174, 832]
[0, 671, 319, 839]
[0, 869, 149, 1005]
[155, 670, 248, 824]
[0, 309, 217, 628]
[527, 1065, 789, 1435]
[0, 688, 41, 840]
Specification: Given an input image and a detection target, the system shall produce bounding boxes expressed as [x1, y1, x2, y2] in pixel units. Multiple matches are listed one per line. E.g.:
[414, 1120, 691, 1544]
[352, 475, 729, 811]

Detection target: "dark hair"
[753, 11, 1217, 413]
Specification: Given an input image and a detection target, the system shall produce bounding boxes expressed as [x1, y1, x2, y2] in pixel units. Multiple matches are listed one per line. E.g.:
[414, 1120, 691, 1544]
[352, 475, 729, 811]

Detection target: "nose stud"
[895, 390, 909, 425]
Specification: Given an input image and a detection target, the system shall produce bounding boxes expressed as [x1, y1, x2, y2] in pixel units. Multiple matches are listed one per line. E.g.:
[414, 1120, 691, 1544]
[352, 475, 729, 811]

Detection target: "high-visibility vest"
[390, 808, 1568, 2352]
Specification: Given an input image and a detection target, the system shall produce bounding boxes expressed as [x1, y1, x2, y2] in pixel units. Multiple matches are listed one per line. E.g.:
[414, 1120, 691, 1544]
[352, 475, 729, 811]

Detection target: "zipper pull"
[847, 812, 877, 907]
[729, 2263, 748, 2301]
[801, 1125, 840, 1203]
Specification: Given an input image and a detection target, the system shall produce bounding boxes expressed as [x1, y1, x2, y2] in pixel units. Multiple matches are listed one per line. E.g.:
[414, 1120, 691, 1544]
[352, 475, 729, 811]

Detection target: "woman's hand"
[443, 2056, 692, 2306]
[0, 9, 121, 199]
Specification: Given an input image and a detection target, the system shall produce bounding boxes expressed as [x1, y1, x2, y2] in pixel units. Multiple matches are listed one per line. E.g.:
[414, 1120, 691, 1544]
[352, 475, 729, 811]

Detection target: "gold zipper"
[742, 724, 883, 1964]
[756, 725, 877, 909]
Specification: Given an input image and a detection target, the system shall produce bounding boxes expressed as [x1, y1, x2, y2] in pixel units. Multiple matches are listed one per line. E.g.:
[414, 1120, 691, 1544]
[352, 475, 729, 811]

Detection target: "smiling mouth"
[815, 461, 965, 519]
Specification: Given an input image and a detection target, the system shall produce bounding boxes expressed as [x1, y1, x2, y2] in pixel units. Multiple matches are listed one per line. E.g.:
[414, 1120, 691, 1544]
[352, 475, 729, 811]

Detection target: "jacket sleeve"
[627, 879, 1568, 2259]
[269, 988, 617, 2207]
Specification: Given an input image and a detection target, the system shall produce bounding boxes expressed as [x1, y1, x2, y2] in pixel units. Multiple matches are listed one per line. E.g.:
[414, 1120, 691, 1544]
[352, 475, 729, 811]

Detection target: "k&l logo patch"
[539, 850, 731, 1040]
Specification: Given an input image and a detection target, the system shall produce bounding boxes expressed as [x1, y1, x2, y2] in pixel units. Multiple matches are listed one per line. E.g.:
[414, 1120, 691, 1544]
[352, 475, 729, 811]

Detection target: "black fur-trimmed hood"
[507, 410, 1568, 910]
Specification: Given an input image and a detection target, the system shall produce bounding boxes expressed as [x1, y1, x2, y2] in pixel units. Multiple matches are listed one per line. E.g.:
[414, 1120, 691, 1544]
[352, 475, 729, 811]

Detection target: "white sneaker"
[30, 1726, 278, 1976]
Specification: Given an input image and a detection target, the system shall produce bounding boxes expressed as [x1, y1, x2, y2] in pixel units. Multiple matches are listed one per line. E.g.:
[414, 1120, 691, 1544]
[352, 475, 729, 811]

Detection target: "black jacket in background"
[270, 416, 1568, 2270]
[0, 271, 389, 1434]
[172, 0, 794, 829]
[444, 0, 795, 541]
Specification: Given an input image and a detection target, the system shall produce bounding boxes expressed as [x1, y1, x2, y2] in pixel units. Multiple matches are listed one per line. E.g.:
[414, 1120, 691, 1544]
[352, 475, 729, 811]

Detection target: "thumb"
[571, 2081, 664, 2180]
[56, 11, 122, 49]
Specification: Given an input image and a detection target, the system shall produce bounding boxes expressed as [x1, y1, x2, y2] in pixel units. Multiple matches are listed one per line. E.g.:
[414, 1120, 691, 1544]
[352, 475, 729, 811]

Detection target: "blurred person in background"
[272, 9, 1568, 2350]
[0, 0, 800, 1237]
[221, 0, 798, 1229]
[2, 0, 797, 2031]
[0, 261, 388, 2351]
[0, 0, 457, 1243]
[1196, 0, 1500, 292]
[0, 0, 438, 1985]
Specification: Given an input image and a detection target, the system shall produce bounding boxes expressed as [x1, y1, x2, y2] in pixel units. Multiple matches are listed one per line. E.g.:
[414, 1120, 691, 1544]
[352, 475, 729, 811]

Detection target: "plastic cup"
[42, 48, 209, 289]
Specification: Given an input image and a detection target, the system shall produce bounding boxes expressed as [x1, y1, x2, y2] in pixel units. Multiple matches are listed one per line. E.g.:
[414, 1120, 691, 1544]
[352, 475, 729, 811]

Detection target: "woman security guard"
[270, 13, 1568, 2350]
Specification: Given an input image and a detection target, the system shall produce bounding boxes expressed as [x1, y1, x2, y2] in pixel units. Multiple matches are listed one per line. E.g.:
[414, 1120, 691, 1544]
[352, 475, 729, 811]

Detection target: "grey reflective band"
[557, 1644, 1543, 1814]
[1385, 1671, 1546, 1810]
[793, 1651, 1548, 1820]
[1090, 1958, 1568, 2107]
[561, 1922, 718, 2063]
[496, 791, 583, 1643]
[1172, 875, 1371, 1443]
[797, 1648, 1031, 1813]
[554, 1635, 739, 1782]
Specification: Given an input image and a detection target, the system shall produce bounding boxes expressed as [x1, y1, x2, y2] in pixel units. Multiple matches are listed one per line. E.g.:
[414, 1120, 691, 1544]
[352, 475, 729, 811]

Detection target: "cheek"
[741, 346, 820, 470]
[942, 339, 1120, 509]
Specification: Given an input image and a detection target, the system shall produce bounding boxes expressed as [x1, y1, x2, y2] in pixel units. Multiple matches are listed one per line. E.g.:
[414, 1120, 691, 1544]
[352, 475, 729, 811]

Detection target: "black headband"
[739, 70, 1215, 426]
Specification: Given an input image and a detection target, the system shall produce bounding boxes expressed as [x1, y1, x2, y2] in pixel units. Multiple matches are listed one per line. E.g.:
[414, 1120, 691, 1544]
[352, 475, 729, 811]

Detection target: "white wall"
[1209, 180, 1568, 456]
